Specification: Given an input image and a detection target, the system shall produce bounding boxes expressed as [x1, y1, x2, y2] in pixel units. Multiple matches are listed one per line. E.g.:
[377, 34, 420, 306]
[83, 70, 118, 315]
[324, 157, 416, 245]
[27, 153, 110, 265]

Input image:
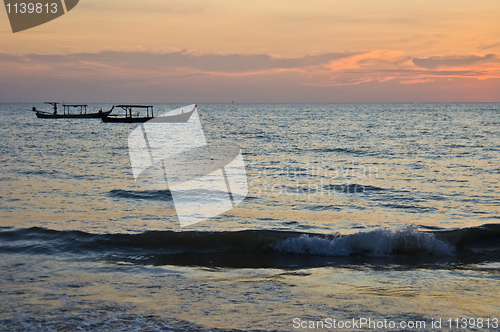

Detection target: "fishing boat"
[33, 102, 110, 119]
[101, 104, 197, 123]
[101, 105, 155, 123]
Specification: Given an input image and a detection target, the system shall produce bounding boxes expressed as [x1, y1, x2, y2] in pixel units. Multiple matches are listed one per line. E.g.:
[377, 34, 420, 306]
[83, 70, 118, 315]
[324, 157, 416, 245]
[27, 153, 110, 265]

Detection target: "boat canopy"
[42, 102, 89, 115]
[111, 105, 154, 118]
[62, 104, 88, 115]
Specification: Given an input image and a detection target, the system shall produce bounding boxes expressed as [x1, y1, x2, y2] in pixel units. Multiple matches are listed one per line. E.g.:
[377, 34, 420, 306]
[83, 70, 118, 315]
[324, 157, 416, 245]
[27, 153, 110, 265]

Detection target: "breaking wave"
[273, 225, 454, 257]
[1, 224, 499, 268]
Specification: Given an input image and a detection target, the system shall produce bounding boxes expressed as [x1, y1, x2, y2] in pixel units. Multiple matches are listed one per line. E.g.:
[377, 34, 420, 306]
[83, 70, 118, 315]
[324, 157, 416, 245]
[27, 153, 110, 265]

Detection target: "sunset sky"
[1, 0, 499, 102]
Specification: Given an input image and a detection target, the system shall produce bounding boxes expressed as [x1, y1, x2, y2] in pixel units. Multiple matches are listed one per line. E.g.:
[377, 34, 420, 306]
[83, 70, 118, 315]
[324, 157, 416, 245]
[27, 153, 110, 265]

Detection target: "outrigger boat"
[101, 105, 154, 123]
[101, 104, 197, 123]
[33, 102, 110, 119]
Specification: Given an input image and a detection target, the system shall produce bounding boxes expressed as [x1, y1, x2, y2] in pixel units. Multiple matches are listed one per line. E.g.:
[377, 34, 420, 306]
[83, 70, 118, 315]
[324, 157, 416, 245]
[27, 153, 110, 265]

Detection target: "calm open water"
[1, 103, 499, 331]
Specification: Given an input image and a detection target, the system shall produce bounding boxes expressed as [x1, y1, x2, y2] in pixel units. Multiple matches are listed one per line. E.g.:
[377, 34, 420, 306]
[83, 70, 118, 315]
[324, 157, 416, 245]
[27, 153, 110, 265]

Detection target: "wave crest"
[273, 225, 455, 257]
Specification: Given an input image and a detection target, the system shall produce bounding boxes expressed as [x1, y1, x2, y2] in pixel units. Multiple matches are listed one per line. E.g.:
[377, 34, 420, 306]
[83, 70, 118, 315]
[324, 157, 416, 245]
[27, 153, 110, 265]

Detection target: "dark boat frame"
[101, 105, 155, 123]
[101, 104, 197, 123]
[33, 102, 110, 119]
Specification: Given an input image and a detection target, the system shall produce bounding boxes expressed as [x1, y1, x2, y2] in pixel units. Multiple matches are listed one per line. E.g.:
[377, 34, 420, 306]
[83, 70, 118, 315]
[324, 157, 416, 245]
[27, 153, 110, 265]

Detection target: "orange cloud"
[0, 50, 499, 102]
[412, 54, 496, 69]
[399, 79, 435, 85]
[326, 50, 408, 71]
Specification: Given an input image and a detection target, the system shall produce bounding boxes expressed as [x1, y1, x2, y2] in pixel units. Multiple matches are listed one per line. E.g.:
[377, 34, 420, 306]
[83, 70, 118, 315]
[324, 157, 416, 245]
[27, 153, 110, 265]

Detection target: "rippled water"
[1, 103, 499, 331]
[3, 103, 500, 232]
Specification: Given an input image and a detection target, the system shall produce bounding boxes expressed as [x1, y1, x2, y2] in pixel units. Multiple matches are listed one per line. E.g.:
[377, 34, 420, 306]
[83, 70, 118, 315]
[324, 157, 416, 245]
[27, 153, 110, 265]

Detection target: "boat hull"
[101, 116, 154, 123]
[35, 111, 111, 119]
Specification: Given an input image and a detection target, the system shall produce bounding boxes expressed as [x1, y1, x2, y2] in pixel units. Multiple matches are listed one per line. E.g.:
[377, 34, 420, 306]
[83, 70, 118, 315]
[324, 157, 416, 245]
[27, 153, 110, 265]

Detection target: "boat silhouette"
[32, 102, 111, 119]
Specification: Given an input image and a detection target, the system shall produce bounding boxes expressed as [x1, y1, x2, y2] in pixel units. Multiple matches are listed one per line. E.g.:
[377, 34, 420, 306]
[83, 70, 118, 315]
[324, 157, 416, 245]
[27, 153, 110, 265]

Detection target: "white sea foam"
[273, 225, 455, 257]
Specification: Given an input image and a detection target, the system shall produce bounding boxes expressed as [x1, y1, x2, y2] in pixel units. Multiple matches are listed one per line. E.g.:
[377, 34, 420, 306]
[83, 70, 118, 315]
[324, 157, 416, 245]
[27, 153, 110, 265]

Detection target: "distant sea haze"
[1, 103, 499, 331]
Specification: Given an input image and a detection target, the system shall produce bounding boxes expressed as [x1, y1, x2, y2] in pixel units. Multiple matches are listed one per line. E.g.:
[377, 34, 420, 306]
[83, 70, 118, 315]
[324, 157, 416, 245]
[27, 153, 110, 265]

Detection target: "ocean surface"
[1, 103, 499, 331]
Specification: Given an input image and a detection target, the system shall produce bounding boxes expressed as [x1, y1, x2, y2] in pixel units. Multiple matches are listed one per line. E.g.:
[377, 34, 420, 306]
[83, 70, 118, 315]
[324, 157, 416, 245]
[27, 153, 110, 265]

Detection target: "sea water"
[1, 103, 499, 331]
